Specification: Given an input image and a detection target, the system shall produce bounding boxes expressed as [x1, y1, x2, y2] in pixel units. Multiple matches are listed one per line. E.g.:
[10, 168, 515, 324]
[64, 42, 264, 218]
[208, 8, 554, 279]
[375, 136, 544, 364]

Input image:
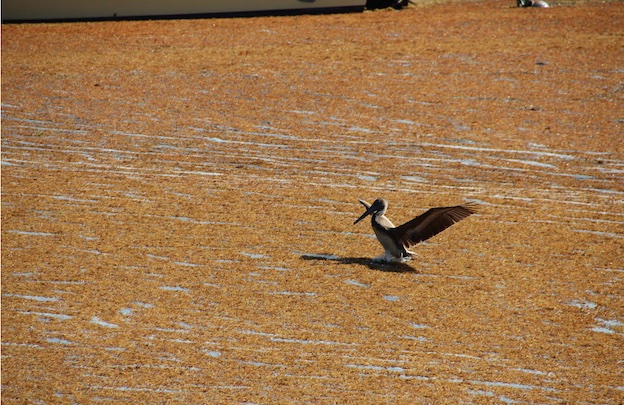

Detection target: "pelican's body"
[354, 198, 477, 262]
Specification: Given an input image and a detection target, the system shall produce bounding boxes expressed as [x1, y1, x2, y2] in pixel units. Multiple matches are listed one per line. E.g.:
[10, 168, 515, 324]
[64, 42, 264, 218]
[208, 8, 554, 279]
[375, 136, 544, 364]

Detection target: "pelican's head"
[353, 198, 387, 224]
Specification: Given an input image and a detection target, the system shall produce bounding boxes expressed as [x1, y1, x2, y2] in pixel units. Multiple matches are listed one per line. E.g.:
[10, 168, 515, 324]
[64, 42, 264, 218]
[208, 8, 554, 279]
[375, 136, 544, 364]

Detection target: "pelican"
[354, 198, 477, 262]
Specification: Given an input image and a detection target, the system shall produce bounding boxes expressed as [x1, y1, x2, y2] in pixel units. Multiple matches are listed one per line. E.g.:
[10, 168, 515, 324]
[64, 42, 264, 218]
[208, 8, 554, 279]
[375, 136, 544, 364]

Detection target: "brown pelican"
[517, 0, 550, 7]
[354, 198, 477, 262]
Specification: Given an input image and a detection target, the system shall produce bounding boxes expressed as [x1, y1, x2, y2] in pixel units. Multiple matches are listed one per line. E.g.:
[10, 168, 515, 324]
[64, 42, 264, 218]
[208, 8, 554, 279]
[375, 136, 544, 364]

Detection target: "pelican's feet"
[372, 252, 413, 263]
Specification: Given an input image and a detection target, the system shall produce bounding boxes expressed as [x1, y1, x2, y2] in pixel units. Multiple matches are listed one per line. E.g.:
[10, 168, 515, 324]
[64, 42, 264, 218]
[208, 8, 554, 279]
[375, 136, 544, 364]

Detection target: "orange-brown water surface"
[2, 1, 623, 403]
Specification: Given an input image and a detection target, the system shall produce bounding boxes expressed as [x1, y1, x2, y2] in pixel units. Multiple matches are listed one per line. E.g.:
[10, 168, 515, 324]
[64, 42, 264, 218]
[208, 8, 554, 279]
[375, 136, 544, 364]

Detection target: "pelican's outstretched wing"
[390, 203, 477, 248]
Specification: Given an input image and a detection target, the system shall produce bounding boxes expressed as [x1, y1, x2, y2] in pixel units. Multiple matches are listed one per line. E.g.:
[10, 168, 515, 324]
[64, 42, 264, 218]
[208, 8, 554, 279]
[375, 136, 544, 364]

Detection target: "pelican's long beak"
[354, 205, 376, 225]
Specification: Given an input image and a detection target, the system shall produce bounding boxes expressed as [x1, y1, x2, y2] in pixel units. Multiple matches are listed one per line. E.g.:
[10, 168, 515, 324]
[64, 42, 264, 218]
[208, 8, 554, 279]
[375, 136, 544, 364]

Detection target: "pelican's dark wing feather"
[390, 204, 477, 247]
